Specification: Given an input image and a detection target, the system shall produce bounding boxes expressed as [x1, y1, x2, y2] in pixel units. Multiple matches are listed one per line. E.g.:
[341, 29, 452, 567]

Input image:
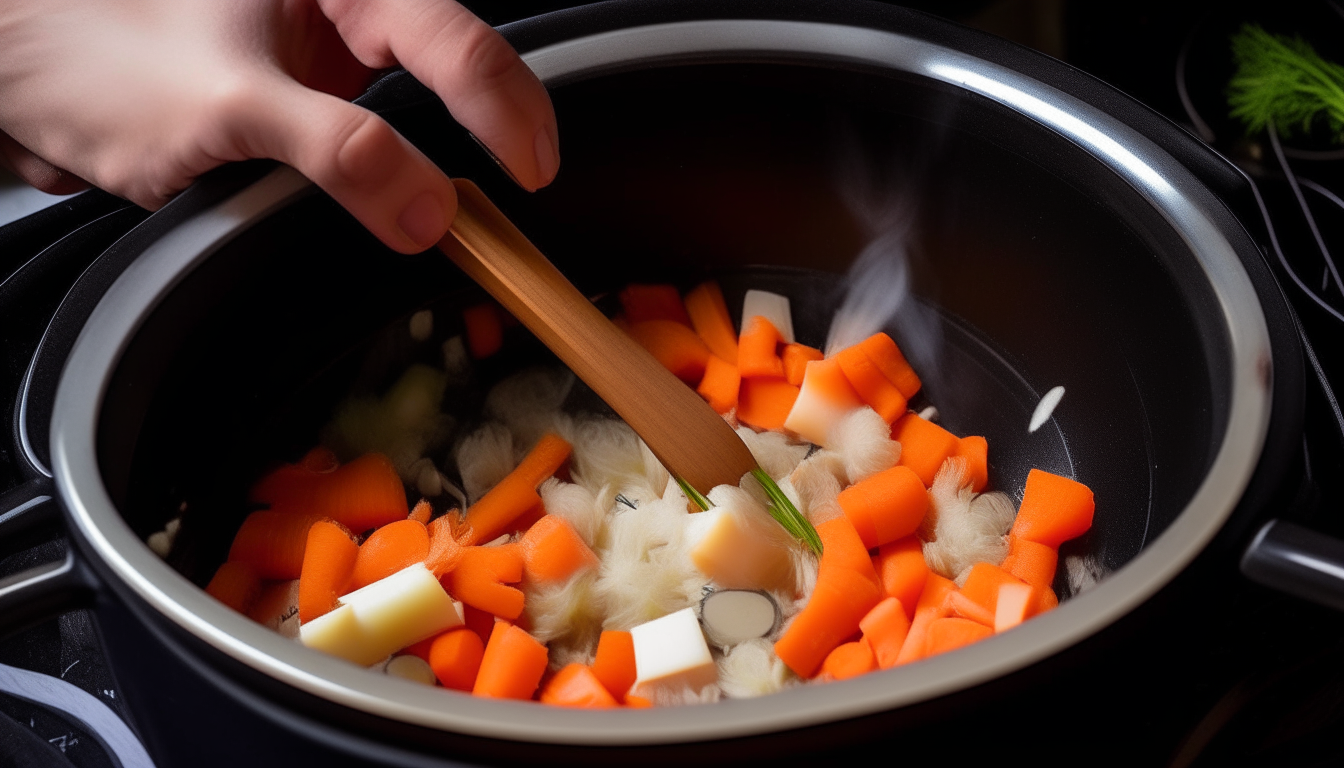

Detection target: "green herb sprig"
[676, 476, 712, 512]
[751, 468, 824, 557]
[1228, 23, 1344, 143]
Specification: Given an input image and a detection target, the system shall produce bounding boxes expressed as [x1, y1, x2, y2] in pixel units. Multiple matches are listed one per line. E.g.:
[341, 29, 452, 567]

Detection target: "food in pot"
[197, 280, 1094, 706]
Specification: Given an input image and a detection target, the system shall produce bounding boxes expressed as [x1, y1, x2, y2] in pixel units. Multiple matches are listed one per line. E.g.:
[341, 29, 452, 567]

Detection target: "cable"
[1267, 123, 1344, 298]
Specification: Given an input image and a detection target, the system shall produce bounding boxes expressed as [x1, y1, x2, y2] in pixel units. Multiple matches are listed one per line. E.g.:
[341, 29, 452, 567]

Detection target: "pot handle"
[1241, 521, 1344, 612]
[0, 478, 100, 638]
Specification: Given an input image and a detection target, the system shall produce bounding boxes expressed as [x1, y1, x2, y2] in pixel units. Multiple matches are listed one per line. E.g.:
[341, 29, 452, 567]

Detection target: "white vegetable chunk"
[686, 487, 794, 591]
[741, 289, 795, 343]
[385, 654, 437, 685]
[629, 607, 717, 699]
[783, 360, 862, 447]
[700, 590, 779, 647]
[301, 563, 463, 666]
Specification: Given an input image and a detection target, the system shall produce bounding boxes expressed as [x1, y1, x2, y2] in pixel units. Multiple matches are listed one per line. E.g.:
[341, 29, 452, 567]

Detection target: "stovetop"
[3, 2, 1344, 766]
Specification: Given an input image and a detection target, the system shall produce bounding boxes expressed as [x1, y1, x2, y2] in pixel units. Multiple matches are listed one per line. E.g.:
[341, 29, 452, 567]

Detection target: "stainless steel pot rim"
[50, 19, 1273, 745]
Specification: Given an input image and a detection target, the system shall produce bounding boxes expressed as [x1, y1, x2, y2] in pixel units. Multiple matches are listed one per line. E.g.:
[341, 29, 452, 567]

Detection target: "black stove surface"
[3, 2, 1344, 766]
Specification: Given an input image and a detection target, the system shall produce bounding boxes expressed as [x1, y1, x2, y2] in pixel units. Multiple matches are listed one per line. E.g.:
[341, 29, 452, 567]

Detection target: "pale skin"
[0, 0, 559, 253]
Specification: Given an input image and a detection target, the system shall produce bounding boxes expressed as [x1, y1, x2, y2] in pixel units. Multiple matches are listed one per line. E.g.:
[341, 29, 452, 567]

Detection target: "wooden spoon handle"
[440, 179, 757, 494]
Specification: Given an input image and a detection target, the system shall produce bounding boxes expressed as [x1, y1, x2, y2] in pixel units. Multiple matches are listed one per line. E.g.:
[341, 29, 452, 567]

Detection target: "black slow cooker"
[3, 1, 1344, 765]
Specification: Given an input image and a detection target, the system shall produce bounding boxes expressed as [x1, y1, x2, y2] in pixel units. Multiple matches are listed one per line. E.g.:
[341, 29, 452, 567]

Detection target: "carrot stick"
[774, 562, 884, 678]
[625, 319, 712, 385]
[895, 573, 957, 665]
[834, 343, 909, 423]
[620, 284, 693, 326]
[923, 617, 992, 657]
[409, 499, 432, 526]
[945, 591, 995, 628]
[737, 316, 786, 379]
[695, 355, 740, 414]
[539, 663, 620, 708]
[820, 640, 877, 681]
[959, 563, 1027, 616]
[401, 634, 436, 663]
[456, 434, 571, 546]
[781, 357, 863, 446]
[1035, 587, 1059, 615]
[815, 516, 881, 587]
[446, 544, 526, 620]
[954, 436, 989, 492]
[298, 520, 359, 623]
[429, 628, 486, 691]
[250, 452, 409, 534]
[683, 281, 739, 364]
[994, 582, 1037, 633]
[858, 597, 910, 669]
[858, 333, 922, 399]
[1000, 534, 1059, 590]
[891, 413, 961, 488]
[736, 377, 800, 431]
[473, 621, 549, 700]
[591, 630, 637, 703]
[350, 518, 430, 591]
[781, 343, 823, 387]
[1010, 469, 1095, 548]
[837, 464, 929, 549]
[519, 514, 598, 584]
[206, 561, 262, 614]
[228, 508, 330, 580]
[872, 535, 928, 621]
[463, 302, 504, 359]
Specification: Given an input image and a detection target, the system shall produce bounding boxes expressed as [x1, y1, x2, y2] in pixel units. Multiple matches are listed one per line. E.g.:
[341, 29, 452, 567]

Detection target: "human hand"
[0, 0, 558, 253]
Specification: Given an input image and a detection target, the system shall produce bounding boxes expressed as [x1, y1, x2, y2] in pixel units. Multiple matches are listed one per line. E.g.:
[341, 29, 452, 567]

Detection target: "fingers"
[0, 131, 90, 196]
[319, 0, 558, 191]
[229, 77, 456, 253]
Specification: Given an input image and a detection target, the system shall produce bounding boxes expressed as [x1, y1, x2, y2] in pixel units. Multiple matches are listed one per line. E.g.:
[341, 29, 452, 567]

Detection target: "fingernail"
[534, 124, 559, 185]
[397, 191, 447, 250]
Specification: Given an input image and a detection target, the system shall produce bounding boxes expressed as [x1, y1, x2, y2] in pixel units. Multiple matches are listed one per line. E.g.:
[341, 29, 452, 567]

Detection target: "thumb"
[227, 78, 456, 254]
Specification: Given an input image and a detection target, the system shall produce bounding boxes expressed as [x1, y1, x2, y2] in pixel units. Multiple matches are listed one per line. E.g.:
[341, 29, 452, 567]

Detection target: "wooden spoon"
[439, 178, 757, 495]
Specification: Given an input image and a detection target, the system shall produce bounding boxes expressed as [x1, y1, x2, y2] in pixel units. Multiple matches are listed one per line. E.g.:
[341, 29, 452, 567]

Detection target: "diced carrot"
[539, 663, 620, 708]
[298, 520, 359, 623]
[473, 622, 549, 700]
[425, 515, 466, 577]
[895, 573, 957, 665]
[774, 562, 884, 678]
[402, 634, 436, 663]
[457, 434, 572, 547]
[1000, 535, 1058, 590]
[837, 465, 929, 549]
[954, 436, 989, 492]
[1035, 587, 1059, 615]
[248, 462, 325, 512]
[858, 597, 910, 669]
[251, 453, 409, 534]
[505, 502, 548, 538]
[519, 515, 598, 583]
[430, 628, 486, 692]
[349, 518, 430, 590]
[891, 413, 961, 488]
[858, 333, 922, 399]
[736, 377, 800, 431]
[1010, 469, 1095, 548]
[783, 358, 864, 446]
[834, 343, 909, 423]
[626, 319, 712, 385]
[945, 591, 995, 628]
[696, 355, 740, 414]
[228, 508, 329, 580]
[994, 582, 1036, 633]
[872, 536, 928, 621]
[591, 630, 637, 703]
[206, 561, 262, 614]
[737, 316, 786, 379]
[781, 343, 823, 387]
[463, 302, 503, 359]
[624, 695, 653, 709]
[815, 516, 881, 587]
[821, 640, 877, 681]
[683, 281, 739, 365]
[446, 544, 526, 620]
[620, 284, 693, 327]
[409, 499, 432, 526]
[959, 563, 1027, 617]
[923, 617, 993, 657]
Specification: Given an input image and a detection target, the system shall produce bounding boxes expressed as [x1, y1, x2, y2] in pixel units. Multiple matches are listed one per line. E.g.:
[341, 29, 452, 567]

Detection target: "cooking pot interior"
[100, 62, 1227, 605]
